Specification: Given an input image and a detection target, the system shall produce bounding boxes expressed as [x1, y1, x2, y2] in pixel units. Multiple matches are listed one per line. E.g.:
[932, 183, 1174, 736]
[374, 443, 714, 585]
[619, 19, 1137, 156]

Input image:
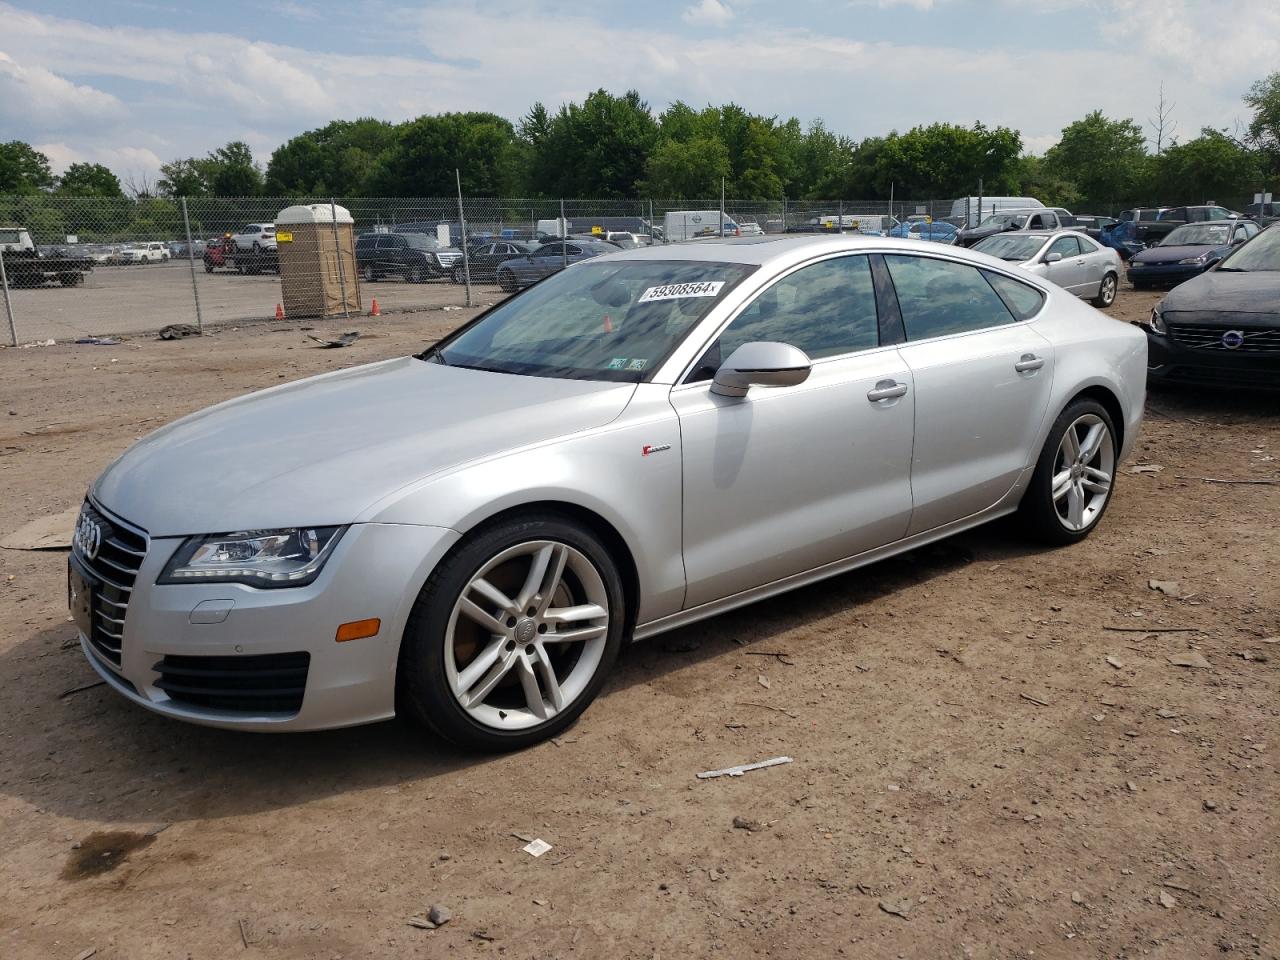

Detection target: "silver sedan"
[974, 230, 1123, 308]
[71, 236, 1147, 749]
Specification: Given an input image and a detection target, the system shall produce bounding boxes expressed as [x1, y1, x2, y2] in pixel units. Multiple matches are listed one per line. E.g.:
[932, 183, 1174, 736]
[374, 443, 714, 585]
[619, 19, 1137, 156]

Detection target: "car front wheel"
[497, 270, 516, 293]
[398, 513, 624, 750]
[1092, 272, 1118, 308]
[1019, 398, 1118, 545]
[362, 264, 376, 282]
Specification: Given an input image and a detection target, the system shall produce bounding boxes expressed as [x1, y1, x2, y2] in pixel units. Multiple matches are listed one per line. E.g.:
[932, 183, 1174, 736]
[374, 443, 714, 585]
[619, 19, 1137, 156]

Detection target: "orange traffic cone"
[274, 303, 284, 320]
[370, 298, 381, 317]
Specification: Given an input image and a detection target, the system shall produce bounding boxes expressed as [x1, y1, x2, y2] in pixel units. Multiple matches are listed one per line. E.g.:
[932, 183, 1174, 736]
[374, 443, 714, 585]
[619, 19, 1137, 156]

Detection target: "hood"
[1132, 243, 1225, 264]
[1161, 269, 1280, 317]
[93, 357, 636, 536]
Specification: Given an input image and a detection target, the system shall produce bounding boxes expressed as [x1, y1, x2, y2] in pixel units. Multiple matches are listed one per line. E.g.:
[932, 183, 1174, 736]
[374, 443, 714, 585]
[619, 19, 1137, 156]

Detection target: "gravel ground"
[0, 288, 1276, 960]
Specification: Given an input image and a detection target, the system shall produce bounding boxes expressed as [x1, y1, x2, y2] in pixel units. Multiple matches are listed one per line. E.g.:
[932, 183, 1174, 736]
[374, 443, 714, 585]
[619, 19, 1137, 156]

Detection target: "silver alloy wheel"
[1052, 413, 1115, 531]
[444, 540, 609, 731]
[1097, 274, 1117, 306]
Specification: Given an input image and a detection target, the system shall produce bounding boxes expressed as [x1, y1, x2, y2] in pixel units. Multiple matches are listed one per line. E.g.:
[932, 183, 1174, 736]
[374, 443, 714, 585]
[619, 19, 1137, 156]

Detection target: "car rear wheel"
[1019, 399, 1118, 546]
[398, 513, 624, 751]
[497, 270, 516, 293]
[1092, 272, 1118, 308]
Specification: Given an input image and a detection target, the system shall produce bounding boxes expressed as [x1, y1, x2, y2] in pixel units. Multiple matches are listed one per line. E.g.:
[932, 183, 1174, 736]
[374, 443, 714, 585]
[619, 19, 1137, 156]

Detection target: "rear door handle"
[1014, 354, 1045, 373]
[867, 380, 909, 402]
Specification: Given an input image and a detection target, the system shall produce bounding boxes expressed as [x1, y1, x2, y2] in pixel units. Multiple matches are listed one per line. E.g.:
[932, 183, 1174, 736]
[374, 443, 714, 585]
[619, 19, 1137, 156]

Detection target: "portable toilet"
[275, 203, 361, 318]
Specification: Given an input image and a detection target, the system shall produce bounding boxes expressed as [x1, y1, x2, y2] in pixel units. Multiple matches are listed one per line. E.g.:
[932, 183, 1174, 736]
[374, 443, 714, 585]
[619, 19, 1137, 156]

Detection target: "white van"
[663, 210, 741, 242]
[951, 197, 1044, 228]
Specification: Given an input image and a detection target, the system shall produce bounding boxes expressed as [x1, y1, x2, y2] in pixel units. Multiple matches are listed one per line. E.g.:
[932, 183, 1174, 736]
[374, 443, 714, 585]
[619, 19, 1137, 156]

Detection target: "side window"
[565, 245, 583, 256]
[1047, 236, 1081, 259]
[706, 255, 881, 369]
[1077, 235, 1100, 253]
[1233, 226, 1249, 243]
[1028, 214, 1048, 229]
[984, 271, 1045, 321]
[883, 255, 1015, 339]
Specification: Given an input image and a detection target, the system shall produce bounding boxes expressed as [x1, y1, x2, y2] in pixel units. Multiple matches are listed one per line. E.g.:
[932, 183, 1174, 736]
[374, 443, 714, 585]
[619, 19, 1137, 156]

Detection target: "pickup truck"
[956, 207, 1081, 247]
[1100, 205, 1239, 259]
[0, 226, 94, 287]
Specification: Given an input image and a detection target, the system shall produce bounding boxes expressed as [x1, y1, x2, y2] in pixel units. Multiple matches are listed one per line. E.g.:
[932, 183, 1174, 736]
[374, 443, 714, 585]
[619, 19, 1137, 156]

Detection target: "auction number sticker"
[638, 281, 725, 303]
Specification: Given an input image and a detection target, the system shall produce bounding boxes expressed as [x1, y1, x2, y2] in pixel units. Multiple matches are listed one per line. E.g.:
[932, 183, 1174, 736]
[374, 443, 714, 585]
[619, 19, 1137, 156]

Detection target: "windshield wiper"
[1213, 266, 1247, 272]
[416, 344, 449, 365]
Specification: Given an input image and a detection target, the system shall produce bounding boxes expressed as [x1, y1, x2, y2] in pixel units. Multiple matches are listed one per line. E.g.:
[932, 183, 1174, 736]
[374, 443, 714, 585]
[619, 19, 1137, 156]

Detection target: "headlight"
[1177, 255, 1208, 265]
[1149, 306, 1167, 335]
[159, 527, 345, 587]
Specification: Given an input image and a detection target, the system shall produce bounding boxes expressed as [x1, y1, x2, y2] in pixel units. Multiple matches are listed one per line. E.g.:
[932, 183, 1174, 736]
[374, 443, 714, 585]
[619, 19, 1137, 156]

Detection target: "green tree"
[1243, 72, 1280, 176]
[873, 123, 1023, 199]
[56, 162, 124, 198]
[642, 135, 731, 199]
[264, 118, 396, 195]
[1158, 129, 1260, 204]
[1044, 111, 1148, 208]
[157, 158, 213, 197]
[528, 90, 659, 197]
[0, 141, 56, 194]
[207, 141, 263, 197]
[366, 112, 521, 196]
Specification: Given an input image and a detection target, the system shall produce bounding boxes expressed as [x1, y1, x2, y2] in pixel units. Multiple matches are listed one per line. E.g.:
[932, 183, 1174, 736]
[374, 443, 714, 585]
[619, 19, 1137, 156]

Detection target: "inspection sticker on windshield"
[607, 357, 629, 369]
[638, 281, 725, 303]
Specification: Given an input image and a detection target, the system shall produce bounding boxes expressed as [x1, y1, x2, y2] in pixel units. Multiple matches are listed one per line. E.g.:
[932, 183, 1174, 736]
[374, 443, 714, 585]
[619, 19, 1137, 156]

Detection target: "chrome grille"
[1168, 324, 1280, 354]
[73, 501, 147, 668]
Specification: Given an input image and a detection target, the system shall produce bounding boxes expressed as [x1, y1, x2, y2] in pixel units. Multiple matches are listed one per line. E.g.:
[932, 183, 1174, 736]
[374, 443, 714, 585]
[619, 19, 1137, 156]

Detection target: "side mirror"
[712, 342, 812, 398]
[1045, 252, 1063, 264]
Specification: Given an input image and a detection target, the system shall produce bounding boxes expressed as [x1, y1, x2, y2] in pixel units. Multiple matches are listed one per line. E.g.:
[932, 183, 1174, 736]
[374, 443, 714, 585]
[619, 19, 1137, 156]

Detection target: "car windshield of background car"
[1217, 226, 1280, 271]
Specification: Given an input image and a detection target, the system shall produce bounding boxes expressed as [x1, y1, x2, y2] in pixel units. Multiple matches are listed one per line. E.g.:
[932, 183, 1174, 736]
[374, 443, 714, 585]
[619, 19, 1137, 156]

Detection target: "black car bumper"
[1144, 324, 1280, 389]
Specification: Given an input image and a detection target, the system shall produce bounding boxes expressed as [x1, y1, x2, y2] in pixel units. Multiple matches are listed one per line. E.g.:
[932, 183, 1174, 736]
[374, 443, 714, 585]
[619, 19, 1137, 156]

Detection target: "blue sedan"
[1126, 220, 1260, 289]
[495, 239, 620, 291]
[888, 220, 959, 244]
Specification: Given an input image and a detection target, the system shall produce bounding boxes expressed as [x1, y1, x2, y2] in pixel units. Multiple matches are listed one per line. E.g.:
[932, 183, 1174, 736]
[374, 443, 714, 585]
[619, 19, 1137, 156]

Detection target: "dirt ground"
[0, 287, 1277, 960]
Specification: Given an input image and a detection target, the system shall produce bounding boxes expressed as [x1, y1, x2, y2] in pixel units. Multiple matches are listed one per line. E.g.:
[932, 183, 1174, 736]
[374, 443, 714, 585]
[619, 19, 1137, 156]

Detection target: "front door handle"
[867, 380, 909, 402]
[1014, 354, 1045, 373]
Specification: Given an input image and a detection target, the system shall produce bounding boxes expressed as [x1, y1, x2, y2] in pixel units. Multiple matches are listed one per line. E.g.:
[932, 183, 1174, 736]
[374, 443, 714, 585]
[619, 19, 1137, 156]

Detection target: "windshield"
[433, 259, 757, 381]
[402, 233, 444, 251]
[1218, 225, 1280, 271]
[973, 234, 1047, 261]
[1163, 223, 1231, 246]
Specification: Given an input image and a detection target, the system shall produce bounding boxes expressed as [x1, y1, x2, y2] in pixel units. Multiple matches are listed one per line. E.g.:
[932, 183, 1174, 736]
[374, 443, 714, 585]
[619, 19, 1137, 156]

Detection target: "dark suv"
[355, 232, 461, 282]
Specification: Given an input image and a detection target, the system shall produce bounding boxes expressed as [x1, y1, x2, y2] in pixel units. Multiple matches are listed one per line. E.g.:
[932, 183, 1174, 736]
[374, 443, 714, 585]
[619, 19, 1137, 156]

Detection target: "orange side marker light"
[336, 618, 381, 642]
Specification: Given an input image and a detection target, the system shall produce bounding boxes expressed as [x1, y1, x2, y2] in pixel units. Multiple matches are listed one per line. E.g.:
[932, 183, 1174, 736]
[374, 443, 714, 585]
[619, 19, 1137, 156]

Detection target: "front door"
[882, 254, 1057, 535]
[672, 253, 915, 609]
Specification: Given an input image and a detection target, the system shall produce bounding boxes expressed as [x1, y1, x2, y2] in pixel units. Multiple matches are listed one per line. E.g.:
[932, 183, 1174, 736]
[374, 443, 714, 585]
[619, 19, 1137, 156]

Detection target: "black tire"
[409, 264, 425, 284]
[1092, 272, 1118, 308]
[204, 261, 214, 273]
[497, 270, 516, 293]
[397, 512, 625, 751]
[363, 264, 376, 282]
[453, 265, 466, 285]
[1131, 279, 1150, 290]
[252, 242, 261, 254]
[1018, 398, 1119, 546]
[59, 272, 84, 287]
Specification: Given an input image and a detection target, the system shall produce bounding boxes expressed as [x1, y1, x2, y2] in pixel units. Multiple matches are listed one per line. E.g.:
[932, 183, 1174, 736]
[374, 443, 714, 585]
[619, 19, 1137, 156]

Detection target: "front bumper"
[1144, 328, 1280, 390]
[1127, 263, 1206, 285]
[78, 513, 459, 731]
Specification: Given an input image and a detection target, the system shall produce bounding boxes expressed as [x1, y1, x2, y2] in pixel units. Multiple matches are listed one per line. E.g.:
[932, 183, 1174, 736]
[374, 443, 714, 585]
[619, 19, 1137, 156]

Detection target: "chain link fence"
[0, 194, 961, 345]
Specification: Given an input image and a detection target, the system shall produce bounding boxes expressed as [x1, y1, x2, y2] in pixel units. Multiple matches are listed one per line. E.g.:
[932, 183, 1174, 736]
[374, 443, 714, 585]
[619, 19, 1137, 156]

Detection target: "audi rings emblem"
[74, 514, 103, 560]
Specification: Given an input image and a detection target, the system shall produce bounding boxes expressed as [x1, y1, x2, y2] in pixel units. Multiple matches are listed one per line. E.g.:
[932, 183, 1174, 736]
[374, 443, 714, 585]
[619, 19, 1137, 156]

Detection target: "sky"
[2, 0, 1278, 186]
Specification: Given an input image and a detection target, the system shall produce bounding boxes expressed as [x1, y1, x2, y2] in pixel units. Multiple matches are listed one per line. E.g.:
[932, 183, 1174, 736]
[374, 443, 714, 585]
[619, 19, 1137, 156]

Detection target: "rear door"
[673, 253, 915, 607]
[885, 254, 1056, 535]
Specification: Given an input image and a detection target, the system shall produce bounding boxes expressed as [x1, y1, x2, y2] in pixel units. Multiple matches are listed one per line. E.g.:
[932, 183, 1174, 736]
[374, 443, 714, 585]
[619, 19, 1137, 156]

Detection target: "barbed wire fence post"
[180, 198, 204, 333]
[455, 169, 472, 308]
[329, 198, 350, 320]
[0, 249, 16, 346]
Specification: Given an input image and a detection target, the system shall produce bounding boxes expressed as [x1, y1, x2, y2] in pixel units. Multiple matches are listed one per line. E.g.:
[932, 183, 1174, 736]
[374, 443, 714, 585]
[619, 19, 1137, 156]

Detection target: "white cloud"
[682, 0, 734, 26]
[35, 141, 164, 178]
[0, 51, 125, 130]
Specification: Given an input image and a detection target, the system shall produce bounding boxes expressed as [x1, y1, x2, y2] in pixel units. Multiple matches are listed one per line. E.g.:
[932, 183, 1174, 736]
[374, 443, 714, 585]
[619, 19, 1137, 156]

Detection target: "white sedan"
[974, 230, 1122, 307]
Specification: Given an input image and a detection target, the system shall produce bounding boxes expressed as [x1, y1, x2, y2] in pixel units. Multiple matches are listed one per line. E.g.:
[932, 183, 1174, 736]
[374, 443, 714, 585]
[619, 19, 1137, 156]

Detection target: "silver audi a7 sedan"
[70, 235, 1147, 749]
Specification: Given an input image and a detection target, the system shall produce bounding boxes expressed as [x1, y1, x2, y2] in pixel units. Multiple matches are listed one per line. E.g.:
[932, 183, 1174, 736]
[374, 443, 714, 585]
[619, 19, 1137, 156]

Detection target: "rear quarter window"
[983, 271, 1046, 321]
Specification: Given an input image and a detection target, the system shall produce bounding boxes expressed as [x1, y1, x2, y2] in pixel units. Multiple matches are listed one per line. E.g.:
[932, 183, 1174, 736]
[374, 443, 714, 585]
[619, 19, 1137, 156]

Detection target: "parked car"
[117, 242, 171, 264]
[453, 241, 537, 283]
[231, 223, 277, 253]
[355, 232, 461, 283]
[888, 220, 960, 244]
[71, 234, 1145, 748]
[1141, 224, 1279, 389]
[950, 196, 1045, 228]
[1100, 208, 1171, 259]
[1243, 201, 1280, 227]
[1126, 219, 1260, 289]
[736, 220, 765, 236]
[494, 238, 619, 291]
[957, 208, 1072, 247]
[1068, 215, 1119, 240]
[974, 230, 1122, 307]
